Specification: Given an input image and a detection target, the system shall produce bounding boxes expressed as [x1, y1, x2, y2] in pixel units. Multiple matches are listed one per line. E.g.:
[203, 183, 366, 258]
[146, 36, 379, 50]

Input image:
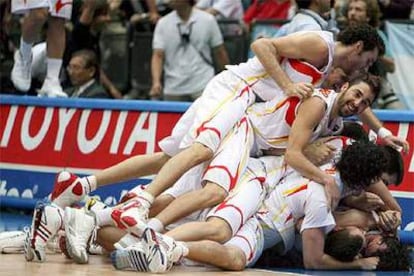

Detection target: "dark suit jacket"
[65, 81, 111, 99]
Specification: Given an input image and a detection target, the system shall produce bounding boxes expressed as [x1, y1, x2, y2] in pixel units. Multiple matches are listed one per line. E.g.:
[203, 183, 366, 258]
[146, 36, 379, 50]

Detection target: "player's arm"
[366, 180, 402, 212]
[250, 33, 328, 98]
[285, 96, 340, 208]
[302, 228, 378, 270]
[359, 108, 409, 153]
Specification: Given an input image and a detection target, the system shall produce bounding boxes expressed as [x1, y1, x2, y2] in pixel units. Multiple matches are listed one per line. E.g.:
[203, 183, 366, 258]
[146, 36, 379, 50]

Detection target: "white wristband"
[377, 127, 392, 139]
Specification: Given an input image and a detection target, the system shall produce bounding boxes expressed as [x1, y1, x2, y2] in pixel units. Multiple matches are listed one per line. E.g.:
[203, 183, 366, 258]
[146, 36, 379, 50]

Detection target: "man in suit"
[65, 49, 110, 98]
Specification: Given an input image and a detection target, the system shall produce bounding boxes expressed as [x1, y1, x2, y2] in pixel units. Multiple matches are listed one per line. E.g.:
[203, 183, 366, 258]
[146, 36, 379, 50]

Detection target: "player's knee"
[200, 183, 227, 207]
[29, 9, 49, 24]
[192, 143, 214, 163]
[224, 248, 247, 271]
[205, 218, 232, 243]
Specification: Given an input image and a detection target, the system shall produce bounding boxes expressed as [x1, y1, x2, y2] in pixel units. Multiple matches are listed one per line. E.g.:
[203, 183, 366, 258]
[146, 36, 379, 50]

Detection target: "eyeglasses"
[67, 64, 87, 71]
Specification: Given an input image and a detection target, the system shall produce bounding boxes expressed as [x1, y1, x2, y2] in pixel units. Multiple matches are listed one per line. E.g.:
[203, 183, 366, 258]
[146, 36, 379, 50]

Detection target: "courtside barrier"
[0, 95, 413, 237]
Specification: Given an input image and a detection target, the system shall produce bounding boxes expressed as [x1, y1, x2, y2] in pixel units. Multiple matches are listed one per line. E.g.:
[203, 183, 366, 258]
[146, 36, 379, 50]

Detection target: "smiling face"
[336, 81, 375, 117]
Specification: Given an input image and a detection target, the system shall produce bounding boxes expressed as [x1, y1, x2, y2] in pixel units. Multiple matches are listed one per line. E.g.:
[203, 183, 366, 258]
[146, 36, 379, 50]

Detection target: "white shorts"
[158, 98, 201, 156]
[205, 158, 266, 235]
[12, 0, 72, 19]
[180, 70, 257, 153]
[202, 115, 254, 192]
[225, 215, 264, 267]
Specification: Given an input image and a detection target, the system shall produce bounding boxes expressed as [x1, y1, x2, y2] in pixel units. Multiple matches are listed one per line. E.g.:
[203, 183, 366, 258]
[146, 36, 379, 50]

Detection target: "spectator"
[243, 0, 293, 33]
[10, 0, 71, 97]
[196, 0, 244, 35]
[345, 0, 405, 109]
[278, 0, 334, 35]
[149, 0, 230, 102]
[65, 49, 109, 98]
[63, 0, 123, 99]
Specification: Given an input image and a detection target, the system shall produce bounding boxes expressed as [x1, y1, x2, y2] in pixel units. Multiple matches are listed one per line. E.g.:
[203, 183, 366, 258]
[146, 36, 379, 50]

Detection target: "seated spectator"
[243, 0, 293, 33]
[65, 49, 110, 98]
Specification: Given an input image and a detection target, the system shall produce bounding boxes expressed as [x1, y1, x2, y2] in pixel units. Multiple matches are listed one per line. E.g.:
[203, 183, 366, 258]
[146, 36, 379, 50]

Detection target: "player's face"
[364, 233, 388, 256]
[337, 81, 375, 117]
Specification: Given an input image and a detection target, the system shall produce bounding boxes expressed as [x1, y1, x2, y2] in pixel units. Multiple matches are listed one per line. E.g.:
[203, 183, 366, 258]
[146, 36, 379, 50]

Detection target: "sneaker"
[0, 230, 26, 254]
[111, 242, 149, 271]
[24, 202, 64, 262]
[37, 78, 68, 98]
[64, 207, 95, 264]
[142, 228, 188, 272]
[51, 171, 86, 208]
[11, 50, 32, 92]
[111, 199, 148, 238]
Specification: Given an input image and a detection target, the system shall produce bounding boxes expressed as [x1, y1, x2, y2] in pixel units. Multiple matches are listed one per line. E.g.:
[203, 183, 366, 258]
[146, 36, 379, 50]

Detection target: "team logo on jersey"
[319, 88, 332, 98]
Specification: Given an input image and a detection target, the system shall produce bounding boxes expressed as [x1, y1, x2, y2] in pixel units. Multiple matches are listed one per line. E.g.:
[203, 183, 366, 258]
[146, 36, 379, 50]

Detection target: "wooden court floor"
[0, 253, 305, 276]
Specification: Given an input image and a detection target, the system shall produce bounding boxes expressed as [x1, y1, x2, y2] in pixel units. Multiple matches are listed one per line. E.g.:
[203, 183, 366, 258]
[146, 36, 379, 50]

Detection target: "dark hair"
[325, 229, 364, 262]
[337, 23, 385, 56]
[376, 237, 411, 271]
[381, 146, 404, 186]
[295, 0, 312, 9]
[341, 121, 369, 142]
[336, 141, 387, 190]
[71, 49, 99, 79]
[348, 73, 382, 104]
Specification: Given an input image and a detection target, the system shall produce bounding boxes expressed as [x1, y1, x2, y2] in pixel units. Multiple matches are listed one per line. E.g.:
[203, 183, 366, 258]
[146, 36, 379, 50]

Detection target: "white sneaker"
[111, 242, 149, 271]
[37, 78, 68, 98]
[142, 228, 188, 272]
[64, 207, 95, 264]
[0, 230, 26, 254]
[51, 171, 86, 208]
[114, 233, 141, 250]
[11, 50, 32, 92]
[24, 202, 64, 262]
[111, 198, 149, 238]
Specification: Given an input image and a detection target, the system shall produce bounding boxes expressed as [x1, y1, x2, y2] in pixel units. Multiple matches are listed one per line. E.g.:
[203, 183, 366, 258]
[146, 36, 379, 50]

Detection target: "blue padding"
[399, 230, 414, 244]
[0, 196, 39, 210]
[1, 94, 414, 121]
[0, 94, 191, 113]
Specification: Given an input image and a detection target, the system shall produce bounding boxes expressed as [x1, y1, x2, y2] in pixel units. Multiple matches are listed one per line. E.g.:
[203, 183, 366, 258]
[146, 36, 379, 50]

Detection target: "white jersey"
[226, 31, 335, 101]
[248, 88, 343, 151]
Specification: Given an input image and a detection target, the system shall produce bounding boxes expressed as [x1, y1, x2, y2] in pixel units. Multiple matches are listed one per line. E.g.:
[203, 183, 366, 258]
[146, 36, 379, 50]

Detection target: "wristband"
[377, 127, 392, 139]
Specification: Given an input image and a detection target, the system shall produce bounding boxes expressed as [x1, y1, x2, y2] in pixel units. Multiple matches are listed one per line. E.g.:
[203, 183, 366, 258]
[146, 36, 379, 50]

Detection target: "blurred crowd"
[1, 0, 413, 109]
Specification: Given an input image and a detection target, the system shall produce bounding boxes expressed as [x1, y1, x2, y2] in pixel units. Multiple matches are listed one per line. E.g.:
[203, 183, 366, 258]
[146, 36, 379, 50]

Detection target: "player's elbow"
[284, 148, 296, 167]
[303, 257, 324, 270]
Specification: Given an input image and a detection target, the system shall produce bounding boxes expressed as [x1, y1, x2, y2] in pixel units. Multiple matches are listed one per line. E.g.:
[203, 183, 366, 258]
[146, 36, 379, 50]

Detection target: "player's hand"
[382, 135, 409, 154]
[358, 257, 379, 270]
[352, 192, 385, 211]
[150, 82, 162, 100]
[285, 82, 314, 99]
[377, 210, 401, 233]
[304, 140, 335, 166]
[323, 176, 340, 210]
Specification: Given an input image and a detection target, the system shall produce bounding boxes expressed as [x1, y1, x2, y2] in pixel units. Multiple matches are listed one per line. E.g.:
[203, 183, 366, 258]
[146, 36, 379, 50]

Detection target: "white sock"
[95, 208, 115, 227]
[82, 175, 97, 194]
[45, 58, 62, 81]
[138, 190, 154, 209]
[19, 37, 33, 61]
[147, 218, 164, 232]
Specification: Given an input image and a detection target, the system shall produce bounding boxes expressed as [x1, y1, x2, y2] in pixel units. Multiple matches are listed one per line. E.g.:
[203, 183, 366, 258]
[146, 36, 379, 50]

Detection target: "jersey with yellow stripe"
[226, 31, 334, 101]
[247, 88, 343, 151]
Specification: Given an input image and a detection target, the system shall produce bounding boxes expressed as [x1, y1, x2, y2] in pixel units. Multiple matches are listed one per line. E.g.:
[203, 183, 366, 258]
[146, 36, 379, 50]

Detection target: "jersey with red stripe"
[226, 31, 334, 101]
[247, 88, 343, 151]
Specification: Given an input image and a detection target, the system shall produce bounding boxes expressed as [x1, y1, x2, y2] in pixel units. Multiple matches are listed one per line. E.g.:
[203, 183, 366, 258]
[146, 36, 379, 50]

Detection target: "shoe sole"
[64, 208, 88, 264]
